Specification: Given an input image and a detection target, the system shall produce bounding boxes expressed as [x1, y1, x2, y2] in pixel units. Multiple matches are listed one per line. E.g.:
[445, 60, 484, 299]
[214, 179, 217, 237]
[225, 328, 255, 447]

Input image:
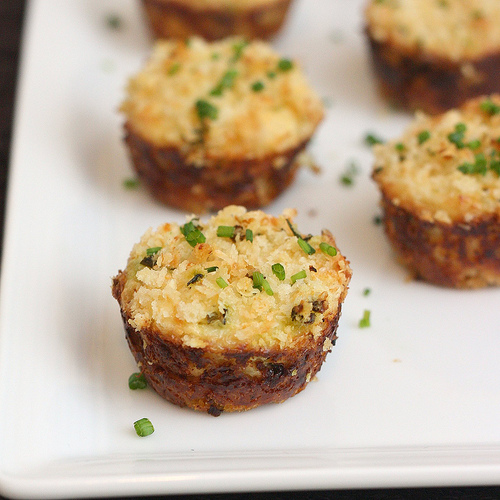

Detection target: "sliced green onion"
[364, 133, 384, 146]
[363, 288, 371, 296]
[181, 220, 206, 247]
[217, 225, 235, 238]
[245, 229, 253, 242]
[267, 70, 277, 79]
[210, 69, 238, 96]
[206, 266, 218, 273]
[128, 372, 148, 390]
[230, 40, 248, 62]
[319, 242, 337, 256]
[298, 238, 315, 255]
[123, 177, 140, 189]
[195, 99, 218, 121]
[146, 246, 162, 256]
[290, 270, 307, 284]
[216, 277, 228, 289]
[134, 417, 154, 437]
[359, 309, 371, 328]
[448, 123, 466, 148]
[467, 139, 481, 150]
[395, 142, 405, 152]
[168, 62, 181, 76]
[286, 219, 302, 238]
[272, 263, 285, 281]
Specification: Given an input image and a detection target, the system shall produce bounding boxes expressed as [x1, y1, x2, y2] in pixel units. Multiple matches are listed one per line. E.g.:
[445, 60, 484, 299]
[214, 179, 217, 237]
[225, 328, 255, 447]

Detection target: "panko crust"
[381, 196, 500, 288]
[141, 0, 292, 41]
[367, 35, 500, 115]
[124, 124, 306, 213]
[113, 269, 342, 415]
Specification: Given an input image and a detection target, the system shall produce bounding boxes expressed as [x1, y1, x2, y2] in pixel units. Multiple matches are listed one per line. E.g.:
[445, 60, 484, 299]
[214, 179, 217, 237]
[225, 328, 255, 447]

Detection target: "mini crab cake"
[365, 0, 500, 114]
[112, 205, 351, 415]
[372, 95, 500, 288]
[120, 37, 324, 213]
[140, 0, 293, 41]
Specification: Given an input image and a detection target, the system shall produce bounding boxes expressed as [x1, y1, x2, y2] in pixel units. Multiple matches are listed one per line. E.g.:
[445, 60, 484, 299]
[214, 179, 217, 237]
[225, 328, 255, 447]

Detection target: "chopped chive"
[363, 288, 371, 296]
[395, 142, 405, 151]
[364, 133, 384, 146]
[181, 220, 206, 247]
[216, 225, 235, 238]
[252, 272, 273, 295]
[277, 58, 293, 71]
[195, 99, 218, 120]
[298, 237, 316, 255]
[187, 273, 204, 286]
[448, 123, 467, 148]
[210, 69, 238, 96]
[123, 177, 140, 189]
[339, 160, 360, 186]
[373, 215, 383, 225]
[359, 309, 371, 328]
[251, 81, 265, 92]
[480, 98, 500, 116]
[245, 229, 253, 242]
[286, 219, 302, 238]
[267, 70, 277, 79]
[128, 372, 148, 390]
[291, 270, 307, 284]
[458, 152, 488, 175]
[134, 417, 154, 437]
[467, 139, 481, 150]
[146, 246, 162, 256]
[319, 242, 337, 256]
[206, 266, 218, 273]
[417, 130, 431, 145]
[272, 263, 286, 281]
[216, 277, 228, 289]
[230, 40, 248, 62]
[168, 62, 181, 76]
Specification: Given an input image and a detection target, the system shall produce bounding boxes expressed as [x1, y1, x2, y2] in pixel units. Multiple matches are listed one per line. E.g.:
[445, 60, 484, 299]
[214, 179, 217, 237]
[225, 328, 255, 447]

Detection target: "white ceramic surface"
[1, 0, 500, 498]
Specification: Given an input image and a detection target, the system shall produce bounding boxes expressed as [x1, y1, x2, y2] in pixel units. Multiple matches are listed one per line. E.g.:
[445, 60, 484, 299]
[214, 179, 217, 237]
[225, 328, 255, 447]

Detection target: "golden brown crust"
[140, 0, 292, 41]
[124, 124, 306, 213]
[380, 195, 500, 288]
[112, 270, 343, 415]
[366, 33, 500, 115]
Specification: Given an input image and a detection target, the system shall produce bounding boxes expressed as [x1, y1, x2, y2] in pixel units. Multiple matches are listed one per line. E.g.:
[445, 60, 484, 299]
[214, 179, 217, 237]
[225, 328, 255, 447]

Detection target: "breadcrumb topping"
[366, 0, 500, 61]
[372, 95, 500, 223]
[121, 37, 324, 165]
[119, 206, 351, 351]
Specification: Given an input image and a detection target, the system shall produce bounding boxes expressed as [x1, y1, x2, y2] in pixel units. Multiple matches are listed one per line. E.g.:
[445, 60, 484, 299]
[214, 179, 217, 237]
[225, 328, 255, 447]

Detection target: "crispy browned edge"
[140, 0, 292, 41]
[365, 31, 500, 115]
[123, 123, 308, 213]
[379, 195, 500, 288]
[112, 270, 347, 415]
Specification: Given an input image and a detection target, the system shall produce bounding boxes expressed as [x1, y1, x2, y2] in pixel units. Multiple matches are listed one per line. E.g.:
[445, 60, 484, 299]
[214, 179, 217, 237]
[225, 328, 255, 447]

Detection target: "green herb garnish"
[480, 98, 500, 116]
[106, 14, 122, 30]
[252, 272, 273, 296]
[251, 81, 265, 92]
[417, 130, 431, 145]
[230, 40, 248, 62]
[298, 238, 315, 255]
[168, 62, 181, 76]
[187, 273, 204, 286]
[448, 123, 467, 148]
[146, 246, 162, 256]
[181, 220, 206, 247]
[210, 69, 238, 96]
[245, 229, 253, 242]
[195, 99, 218, 120]
[363, 288, 371, 296]
[206, 266, 218, 273]
[458, 152, 488, 175]
[364, 133, 384, 146]
[319, 242, 337, 256]
[277, 58, 293, 72]
[216, 277, 228, 289]
[272, 263, 286, 281]
[134, 417, 154, 437]
[128, 372, 148, 390]
[217, 225, 235, 238]
[359, 309, 371, 328]
[123, 177, 140, 189]
[290, 270, 307, 284]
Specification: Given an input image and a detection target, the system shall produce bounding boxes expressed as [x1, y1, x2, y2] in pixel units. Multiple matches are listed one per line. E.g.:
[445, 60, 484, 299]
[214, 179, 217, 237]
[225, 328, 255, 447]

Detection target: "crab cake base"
[140, 0, 292, 41]
[367, 36, 500, 114]
[124, 125, 307, 213]
[381, 197, 500, 288]
[113, 273, 343, 415]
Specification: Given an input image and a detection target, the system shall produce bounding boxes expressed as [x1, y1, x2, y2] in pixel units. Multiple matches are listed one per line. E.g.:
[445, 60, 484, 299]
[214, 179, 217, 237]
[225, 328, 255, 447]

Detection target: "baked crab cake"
[372, 95, 500, 288]
[112, 206, 351, 415]
[365, 0, 500, 114]
[140, 0, 293, 41]
[120, 37, 324, 213]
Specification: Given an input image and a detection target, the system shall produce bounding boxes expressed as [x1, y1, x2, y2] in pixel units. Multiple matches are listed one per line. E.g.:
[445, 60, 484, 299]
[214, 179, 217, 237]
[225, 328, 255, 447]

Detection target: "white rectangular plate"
[1, 1, 500, 498]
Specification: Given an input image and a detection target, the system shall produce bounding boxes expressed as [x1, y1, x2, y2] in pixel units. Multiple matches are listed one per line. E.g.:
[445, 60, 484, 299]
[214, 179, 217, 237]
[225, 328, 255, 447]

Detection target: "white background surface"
[1, 0, 500, 498]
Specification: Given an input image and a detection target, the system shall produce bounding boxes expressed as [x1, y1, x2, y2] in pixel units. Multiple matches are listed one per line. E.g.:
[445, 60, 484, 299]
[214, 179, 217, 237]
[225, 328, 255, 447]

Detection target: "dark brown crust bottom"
[381, 196, 500, 288]
[124, 124, 307, 213]
[366, 33, 500, 115]
[141, 0, 292, 41]
[112, 272, 342, 415]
